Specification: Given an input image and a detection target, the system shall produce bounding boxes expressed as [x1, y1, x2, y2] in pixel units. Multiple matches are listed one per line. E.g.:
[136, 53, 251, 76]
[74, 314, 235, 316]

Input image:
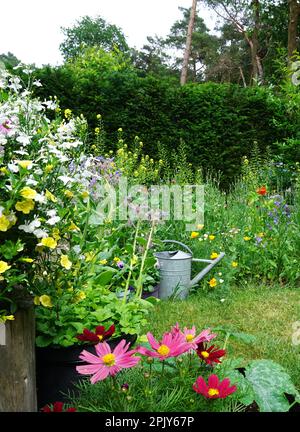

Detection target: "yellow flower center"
[208, 388, 219, 397]
[186, 334, 194, 342]
[157, 344, 170, 356]
[102, 353, 116, 366]
[98, 335, 104, 341]
[201, 351, 209, 358]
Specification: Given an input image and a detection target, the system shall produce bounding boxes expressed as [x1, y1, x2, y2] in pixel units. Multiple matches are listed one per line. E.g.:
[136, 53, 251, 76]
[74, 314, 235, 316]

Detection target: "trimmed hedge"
[34, 66, 300, 187]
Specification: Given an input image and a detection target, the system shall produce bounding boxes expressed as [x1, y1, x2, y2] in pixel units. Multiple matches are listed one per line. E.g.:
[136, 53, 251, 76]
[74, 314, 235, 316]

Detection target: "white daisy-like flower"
[19, 219, 41, 233]
[46, 216, 61, 226]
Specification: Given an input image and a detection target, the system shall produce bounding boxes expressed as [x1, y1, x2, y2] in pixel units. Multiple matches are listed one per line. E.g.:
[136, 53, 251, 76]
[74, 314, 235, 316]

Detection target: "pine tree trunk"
[180, 0, 198, 85]
[288, 0, 300, 59]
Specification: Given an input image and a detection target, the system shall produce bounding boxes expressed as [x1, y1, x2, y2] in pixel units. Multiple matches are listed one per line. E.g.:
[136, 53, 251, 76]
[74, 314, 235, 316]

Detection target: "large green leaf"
[245, 359, 300, 412]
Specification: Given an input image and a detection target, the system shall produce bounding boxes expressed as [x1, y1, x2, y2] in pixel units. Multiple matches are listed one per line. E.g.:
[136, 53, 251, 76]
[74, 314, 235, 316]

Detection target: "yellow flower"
[39, 295, 53, 308]
[209, 278, 218, 288]
[52, 228, 61, 241]
[60, 254, 72, 270]
[75, 291, 86, 302]
[190, 232, 199, 239]
[68, 221, 80, 231]
[100, 259, 108, 265]
[0, 167, 9, 175]
[0, 215, 10, 232]
[0, 261, 11, 274]
[45, 189, 57, 203]
[96, 114, 101, 119]
[20, 187, 37, 200]
[0, 314, 15, 323]
[81, 191, 89, 199]
[34, 296, 41, 305]
[85, 252, 95, 262]
[243, 236, 251, 241]
[209, 235, 215, 241]
[64, 190, 74, 198]
[45, 164, 54, 173]
[17, 160, 32, 169]
[64, 108, 72, 119]
[40, 237, 57, 249]
[95, 127, 100, 134]
[15, 199, 35, 214]
[197, 224, 204, 230]
[113, 257, 121, 262]
[210, 252, 219, 260]
[232, 261, 238, 268]
[20, 258, 34, 263]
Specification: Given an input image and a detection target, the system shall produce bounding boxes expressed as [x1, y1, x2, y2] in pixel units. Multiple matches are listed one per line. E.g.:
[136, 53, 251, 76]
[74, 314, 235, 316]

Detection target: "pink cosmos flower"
[171, 323, 216, 350]
[137, 331, 190, 360]
[76, 339, 140, 384]
[193, 374, 237, 399]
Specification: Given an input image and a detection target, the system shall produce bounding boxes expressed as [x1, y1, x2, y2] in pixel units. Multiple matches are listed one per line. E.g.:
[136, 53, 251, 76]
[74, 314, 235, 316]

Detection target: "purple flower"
[117, 261, 124, 269]
[255, 236, 263, 245]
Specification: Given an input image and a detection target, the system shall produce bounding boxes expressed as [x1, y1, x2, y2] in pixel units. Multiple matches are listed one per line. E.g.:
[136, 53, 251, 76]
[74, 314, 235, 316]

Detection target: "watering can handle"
[162, 240, 193, 255]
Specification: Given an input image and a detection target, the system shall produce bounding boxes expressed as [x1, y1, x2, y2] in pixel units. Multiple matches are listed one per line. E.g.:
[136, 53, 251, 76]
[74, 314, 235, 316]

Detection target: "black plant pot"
[36, 334, 137, 409]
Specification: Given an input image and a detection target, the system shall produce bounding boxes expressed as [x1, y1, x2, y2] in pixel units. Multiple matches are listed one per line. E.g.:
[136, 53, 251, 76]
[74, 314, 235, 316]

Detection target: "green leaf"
[245, 359, 300, 412]
[94, 270, 115, 286]
[35, 335, 53, 347]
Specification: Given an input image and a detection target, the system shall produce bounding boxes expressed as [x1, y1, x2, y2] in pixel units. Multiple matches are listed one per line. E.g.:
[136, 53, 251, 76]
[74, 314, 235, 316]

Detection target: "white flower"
[220, 298, 226, 303]
[219, 279, 224, 284]
[26, 178, 38, 186]
[72, 245, 81, 254]
[58, 175, 74, 185]
[19, 219, 41, 233]
[46, 209, 57, 217]
[33, 80, 42, 87]
[34, 193, 46, 204]
[16, 134, 31, 146]
[34, 229, 48, 238]
[46, 216, 61, 225]
[7, 163, 19, 173]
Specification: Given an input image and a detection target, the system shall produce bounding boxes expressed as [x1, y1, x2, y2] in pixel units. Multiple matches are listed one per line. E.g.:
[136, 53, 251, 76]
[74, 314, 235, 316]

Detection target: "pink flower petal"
[79, 350, 102, 364]
[147, 332, 160, 350]
[95, 341, 111, 357]
[90, 366, 110, 383]
[76, 364, 102, 376]
[208, 374, 219, 388]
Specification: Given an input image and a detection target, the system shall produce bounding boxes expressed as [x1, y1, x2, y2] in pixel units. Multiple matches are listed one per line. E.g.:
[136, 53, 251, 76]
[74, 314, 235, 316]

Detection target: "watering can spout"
[190, 252, 225, 287]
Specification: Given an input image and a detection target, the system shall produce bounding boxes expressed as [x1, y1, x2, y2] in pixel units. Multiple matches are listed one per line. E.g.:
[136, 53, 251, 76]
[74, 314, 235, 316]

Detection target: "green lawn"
[144, 284, 300, 389]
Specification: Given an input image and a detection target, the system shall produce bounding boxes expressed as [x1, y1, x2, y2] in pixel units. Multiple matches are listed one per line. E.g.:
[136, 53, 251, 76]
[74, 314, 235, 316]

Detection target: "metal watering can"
[154, 240, 225, 300]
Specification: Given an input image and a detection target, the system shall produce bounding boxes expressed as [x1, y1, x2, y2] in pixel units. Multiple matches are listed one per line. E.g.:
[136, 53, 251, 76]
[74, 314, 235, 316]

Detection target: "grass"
[144, 284, 300, 390]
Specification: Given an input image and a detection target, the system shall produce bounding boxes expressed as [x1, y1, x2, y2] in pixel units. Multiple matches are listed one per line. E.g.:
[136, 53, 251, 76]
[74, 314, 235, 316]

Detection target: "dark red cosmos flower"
[41, 402, 77, 412]
[193, 374, 237, 399]
[76, 324, 115, 344]
[196, 342, 226, 365]
[257, 186, 267, 196]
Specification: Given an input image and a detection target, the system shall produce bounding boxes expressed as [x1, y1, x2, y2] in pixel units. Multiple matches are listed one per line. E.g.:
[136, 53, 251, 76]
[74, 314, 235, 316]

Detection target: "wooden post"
[0, 308, 37, 412]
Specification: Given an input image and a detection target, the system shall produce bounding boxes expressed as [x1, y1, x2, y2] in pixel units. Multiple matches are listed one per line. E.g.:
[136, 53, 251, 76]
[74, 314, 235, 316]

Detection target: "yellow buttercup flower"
[209, 278, 217, 288]
[232, 261, 238, 268]
[190, 232, 199, 239]
[15, 199, 35, 214]
[81, 191, 89, 199]
[113, 257, 121, 262]
[0, 215, 10, 232]
[99, 259, 108, 265]
[45, 164, 54, 173]
[243, 236, 251, 241]
[60, 254, 72, 270]
[17, 160, 32, 169]
[0, 261, 11, 274]
[40, 237, 57, 249]
[68, 221, 80, 231]
[209, 235, 215, 241]
[210, 252, 219, 260]
[45, 189, 57, 203]
[34, 296, 41, 305]
[64, 190, 74, 198]
[39, 295, 53, 308]
[20, 187, 37, 200]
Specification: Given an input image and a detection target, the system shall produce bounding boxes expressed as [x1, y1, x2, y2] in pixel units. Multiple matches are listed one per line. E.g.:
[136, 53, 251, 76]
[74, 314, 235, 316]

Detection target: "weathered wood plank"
[0, 308, 37, 412]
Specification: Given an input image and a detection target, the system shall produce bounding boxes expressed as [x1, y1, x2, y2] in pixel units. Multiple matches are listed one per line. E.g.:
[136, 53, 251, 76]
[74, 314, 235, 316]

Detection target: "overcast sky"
[0, 0, 217, 66]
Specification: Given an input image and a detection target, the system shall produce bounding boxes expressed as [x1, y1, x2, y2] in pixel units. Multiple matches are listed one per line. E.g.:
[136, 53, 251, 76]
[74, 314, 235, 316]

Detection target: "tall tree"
[205, 0, 265, 84]
[60, 16, 129, 61]
[181, 0, 198, 85]
[288, 0, 300, 59]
